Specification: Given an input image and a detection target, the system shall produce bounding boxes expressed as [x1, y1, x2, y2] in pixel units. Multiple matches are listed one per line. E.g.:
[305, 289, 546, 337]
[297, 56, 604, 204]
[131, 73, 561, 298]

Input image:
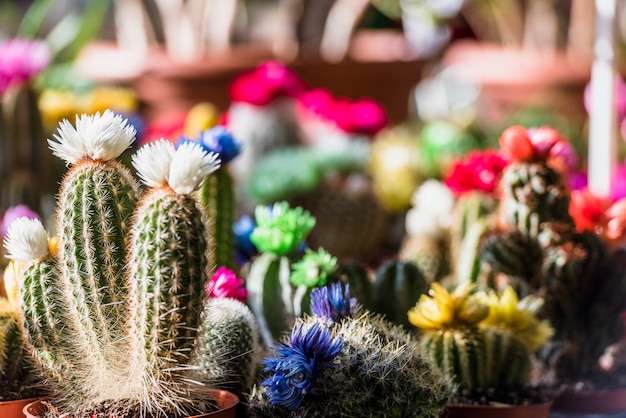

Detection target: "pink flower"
[298, 88, 336, 121]
[206, 267, 248, 302]
[228, 61, 307, 106]
[0, 39, 50, 96]
[444, 150, 509, 197]
[333, 97, 388, 136]
[1, 204, 41, 238]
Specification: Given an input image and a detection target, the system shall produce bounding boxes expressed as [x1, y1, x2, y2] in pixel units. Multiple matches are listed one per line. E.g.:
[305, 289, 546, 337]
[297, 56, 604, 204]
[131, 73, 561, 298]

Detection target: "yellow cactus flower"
[408, 282, 490, 331]
[183, 102, 219, 137]
[481, 286, 554, 352]
[38, 89, 79, 130]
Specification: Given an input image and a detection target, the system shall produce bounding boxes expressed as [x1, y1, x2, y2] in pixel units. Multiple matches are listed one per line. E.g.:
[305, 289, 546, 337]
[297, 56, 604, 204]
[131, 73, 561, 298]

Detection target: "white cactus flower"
[169, 141, 221, 194]
[406, 179, 456, 238]
[3, 217, 49, 262]
[48, 109, 136, 164]
[132, 139, 176, 188]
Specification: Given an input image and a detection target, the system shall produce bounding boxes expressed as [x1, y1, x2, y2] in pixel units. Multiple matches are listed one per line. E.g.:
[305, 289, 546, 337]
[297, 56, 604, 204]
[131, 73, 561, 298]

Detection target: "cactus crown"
[3, 113, 229, 417]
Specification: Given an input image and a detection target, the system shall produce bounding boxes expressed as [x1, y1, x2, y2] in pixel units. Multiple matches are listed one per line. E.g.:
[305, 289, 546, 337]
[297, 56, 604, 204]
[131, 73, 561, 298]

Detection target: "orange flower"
[569, 188, 611, 233]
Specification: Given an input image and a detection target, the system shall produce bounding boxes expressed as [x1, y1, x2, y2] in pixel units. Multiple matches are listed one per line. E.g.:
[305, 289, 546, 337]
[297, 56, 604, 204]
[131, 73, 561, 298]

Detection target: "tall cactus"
[184, 126, 242, 270]
[3, 111, 224, 416]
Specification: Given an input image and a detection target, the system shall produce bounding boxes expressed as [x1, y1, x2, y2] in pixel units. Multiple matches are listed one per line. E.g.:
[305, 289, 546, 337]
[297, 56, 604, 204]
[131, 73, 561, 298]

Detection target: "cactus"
[373, 260, 430, 330]
[2, 111, 230, 417]
[185, 126, 243, 270]
[245, 202, 317, 347]
[192, 297, 260, 401]
[409, 283, 553, 393]
[249, 282, 452, 417]
[0, 297, 40, 400]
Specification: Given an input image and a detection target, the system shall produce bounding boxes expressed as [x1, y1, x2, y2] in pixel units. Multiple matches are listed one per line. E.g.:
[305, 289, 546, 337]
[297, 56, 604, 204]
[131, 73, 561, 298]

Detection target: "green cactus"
[373, 260, 430, 330]
[249, 283, 452, 417]
[409, 283, 552, 393]
[245, 202, 317, 347]
[3, 111, 230, 417]
[193, 297, 260, 400]
[200, 168, 237, 270]
[0, 298, 40, 400]
[498, 161, 572, 233]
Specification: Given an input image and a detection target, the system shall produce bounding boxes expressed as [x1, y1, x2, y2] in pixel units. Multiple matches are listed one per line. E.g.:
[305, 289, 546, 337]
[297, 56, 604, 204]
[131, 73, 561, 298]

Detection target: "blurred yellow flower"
[408, 282, 490, 331]
[481, 286, 554, 352]
[85, 86, 137, 115]
[183, 102, 219, 137]
[39, 89, 78, 130]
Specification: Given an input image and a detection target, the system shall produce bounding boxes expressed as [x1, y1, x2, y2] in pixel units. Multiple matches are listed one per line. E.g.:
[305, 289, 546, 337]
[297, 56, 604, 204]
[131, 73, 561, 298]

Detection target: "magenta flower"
[444, 150, 509, 197]
[333, 97, 388, 136]
[1, 204, 41, 238]
[0, 39, 50, 96]
[228, 61, 307, 106]
[298, 88, 336, 121]
[206, 267, 248, 302]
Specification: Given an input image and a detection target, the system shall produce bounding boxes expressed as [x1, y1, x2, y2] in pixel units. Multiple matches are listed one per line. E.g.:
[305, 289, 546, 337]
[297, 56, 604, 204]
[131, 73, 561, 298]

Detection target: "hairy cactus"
[249, 282, 451, 417]
[3, 111, 223, 417]
[193, 297, 261, 400]
[245, 202, 318, 347]
[409, 283, 553, 392]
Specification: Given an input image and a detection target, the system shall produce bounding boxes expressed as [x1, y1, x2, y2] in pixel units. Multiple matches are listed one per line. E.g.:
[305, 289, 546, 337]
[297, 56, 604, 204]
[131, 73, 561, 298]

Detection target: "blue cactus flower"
[310, 282, 356, 322]
[198, 125, 242, 164]
[262, 321, 343, 411]
[233, 214, 258, 264]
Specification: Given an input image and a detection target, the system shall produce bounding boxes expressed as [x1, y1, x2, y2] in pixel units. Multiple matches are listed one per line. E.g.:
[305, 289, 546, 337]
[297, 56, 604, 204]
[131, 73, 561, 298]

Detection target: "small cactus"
[409, 283, 552, 392]
[3, 111, 234, 417]
[245, 201, 318, 347]
[193, 297, 261, 401]
[249, 282, 452, 417]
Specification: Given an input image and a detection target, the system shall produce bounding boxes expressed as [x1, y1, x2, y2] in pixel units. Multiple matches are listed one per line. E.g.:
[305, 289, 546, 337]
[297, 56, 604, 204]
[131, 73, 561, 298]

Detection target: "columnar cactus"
[249, 282, 451, 417]
[409, 283, 553, 393]
[245, 201, 317, 346]
[3, 111, 224, 416]
[193, 297, 260, 400]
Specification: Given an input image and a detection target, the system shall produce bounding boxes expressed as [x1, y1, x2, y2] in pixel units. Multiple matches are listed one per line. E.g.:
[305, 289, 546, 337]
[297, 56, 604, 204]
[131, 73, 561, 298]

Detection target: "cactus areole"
[2, 111, 241, 417]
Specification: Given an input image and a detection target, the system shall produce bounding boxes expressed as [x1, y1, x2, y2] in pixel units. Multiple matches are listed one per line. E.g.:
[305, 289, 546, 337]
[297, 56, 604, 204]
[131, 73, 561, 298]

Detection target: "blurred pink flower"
[206, 267, 248, 302]
[333, 97, 388, 136]
[1, 204, 41, 238]
[0, 39, 50, 96]
[228, 61, 307, 106]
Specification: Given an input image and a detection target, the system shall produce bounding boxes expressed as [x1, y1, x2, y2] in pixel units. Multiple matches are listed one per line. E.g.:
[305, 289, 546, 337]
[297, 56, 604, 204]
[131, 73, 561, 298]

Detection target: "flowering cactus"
[2, 110, 257, 416]
[206, 267, 248, 302]
[250, 282, 451, 417]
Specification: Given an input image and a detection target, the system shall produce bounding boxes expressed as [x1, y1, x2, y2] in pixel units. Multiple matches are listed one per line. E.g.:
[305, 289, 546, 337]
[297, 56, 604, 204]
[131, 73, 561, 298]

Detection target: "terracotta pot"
[0, 397, 41, 418]
[23, 389, 239, 418]
[441, 402, 552, 418]
[551, 386, 626, 415]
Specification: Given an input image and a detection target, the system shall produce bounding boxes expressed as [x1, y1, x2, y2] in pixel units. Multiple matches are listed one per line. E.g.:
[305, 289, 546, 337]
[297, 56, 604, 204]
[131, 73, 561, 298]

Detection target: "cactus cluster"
[475, 125, 626, 383]
[3, 110, 260, 417]
[249, 282, 452, 417]
[409, 282, 553, 394]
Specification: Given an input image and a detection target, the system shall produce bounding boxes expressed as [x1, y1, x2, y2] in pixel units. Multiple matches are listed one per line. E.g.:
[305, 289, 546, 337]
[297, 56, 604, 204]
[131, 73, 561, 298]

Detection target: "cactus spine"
[4, 111, 223, 416]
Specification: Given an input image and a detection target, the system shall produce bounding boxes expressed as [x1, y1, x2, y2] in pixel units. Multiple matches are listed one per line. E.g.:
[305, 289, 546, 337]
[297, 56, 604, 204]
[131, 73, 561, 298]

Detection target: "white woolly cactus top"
[132, 139, 221, 194]
[3, 217, 49, 262]
[48, 110, 136, 164]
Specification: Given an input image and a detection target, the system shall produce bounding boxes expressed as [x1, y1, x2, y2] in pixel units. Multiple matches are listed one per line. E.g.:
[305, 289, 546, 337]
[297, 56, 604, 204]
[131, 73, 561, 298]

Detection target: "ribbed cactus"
[249, 282, 451, 417]
[0, 298, 39, 400]
[373, 260, 430, 330]
[3, 111, 225, 417]
[409, 283, 553, 393]
[192, 297, 260, 400]
[245, 202, 317, 347]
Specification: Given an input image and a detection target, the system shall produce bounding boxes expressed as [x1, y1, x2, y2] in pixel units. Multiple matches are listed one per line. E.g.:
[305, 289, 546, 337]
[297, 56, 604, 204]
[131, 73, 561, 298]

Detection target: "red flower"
[499, 126, 535, 162]
[569, 188, 611, 233]
[444, 150, 509, 197]
[139, 112, 187, 146]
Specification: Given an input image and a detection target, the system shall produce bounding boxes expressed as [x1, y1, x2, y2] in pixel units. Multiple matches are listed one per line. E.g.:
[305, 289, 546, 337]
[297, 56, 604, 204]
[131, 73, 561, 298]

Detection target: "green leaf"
[17, 0, 57, 38]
